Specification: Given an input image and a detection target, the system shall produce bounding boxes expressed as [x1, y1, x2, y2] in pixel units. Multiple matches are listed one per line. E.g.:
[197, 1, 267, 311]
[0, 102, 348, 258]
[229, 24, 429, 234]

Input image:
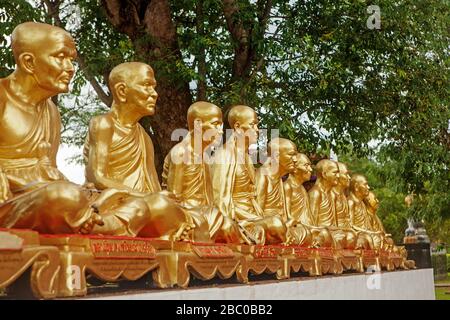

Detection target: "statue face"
[356, 177, 370, 197]
[278, 143, 298, 173]
[294, 155, 312, 181]
[126, 66, 158, 116]
[32, 31, 76, 94]
[323, 162, 339, 186]
[366, 193, 379, 210]
[337, 164, 351, 188]
[236, 111, 259, 146]
[201, 109, 223, 146]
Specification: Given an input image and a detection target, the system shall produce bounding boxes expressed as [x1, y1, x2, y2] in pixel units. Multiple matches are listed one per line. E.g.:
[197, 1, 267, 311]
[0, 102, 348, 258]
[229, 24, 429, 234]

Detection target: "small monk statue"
[162, 101, 245, 243]
[364, 191, 395, 250]
[308, 159, 351, 249]
[284, 153, 332, 247]
[0, 22, 102, 234]
[211, 105, 289, 244]
[84, 62, 210, 241]
[331, 162, 363, 249]
[255, 138, 312, 245]
[348, 174, 383, 249]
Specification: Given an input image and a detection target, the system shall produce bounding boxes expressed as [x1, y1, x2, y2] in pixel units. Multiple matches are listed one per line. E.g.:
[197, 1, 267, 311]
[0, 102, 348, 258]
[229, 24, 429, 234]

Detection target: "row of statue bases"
[0, 22, 415, 299]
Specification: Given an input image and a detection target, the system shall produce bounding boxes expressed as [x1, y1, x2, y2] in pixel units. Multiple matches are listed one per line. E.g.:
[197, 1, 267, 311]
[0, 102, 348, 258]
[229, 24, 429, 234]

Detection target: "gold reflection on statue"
[365, 191, 395, 250]
[163, 101, 244, 243]
[84, 62, 210, 241]
[0, 22, 101, 234]
[255, 138, 312, 245]
[348, 174, 384, 249]
[308, 159, 354, 249]
[211, 105, 289, 245]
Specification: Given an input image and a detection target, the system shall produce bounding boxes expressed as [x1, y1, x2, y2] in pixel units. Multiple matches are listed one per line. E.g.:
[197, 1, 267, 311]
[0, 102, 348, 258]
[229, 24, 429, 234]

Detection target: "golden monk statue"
[308, 159, 354, 249]
[0, 22, 102, 234]
[84, 62, 210, 241]
[211, 105, 289, 244]
[162, 101, 245, 243]
[284, 153, 332, 247]
[332, 162, 364, 249]
[255, 138, 312, 245]
[364, 191, 395, 250]
[348, 174, 383, 249]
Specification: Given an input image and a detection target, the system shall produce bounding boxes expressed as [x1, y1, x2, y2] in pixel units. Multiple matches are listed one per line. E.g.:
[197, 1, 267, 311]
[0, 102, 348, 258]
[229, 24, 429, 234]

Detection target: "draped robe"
[0, 78, 90, 233]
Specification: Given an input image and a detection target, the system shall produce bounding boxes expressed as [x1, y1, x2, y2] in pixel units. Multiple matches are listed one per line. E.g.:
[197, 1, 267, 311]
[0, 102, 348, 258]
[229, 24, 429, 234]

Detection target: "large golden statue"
[255, 138, 312, 245]
[0, 22, 102, 234]
[162, 101, 244, 243]
[211, 105, 289, 244]
[84, 62, 210, 241]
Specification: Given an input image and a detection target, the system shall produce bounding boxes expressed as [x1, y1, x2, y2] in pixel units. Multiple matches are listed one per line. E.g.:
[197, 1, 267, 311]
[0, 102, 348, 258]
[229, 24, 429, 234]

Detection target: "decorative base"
[0, 230, 414, 299]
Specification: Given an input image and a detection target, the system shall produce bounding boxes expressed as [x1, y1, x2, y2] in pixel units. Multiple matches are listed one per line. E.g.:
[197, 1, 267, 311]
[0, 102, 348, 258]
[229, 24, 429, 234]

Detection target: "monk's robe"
[255, 162, 312, 246]
[308, 184, 352, 249]
[0, 79, 92, 233]
[211, 134, 289, 244]
[84, 113, 209, 241]
[211, 135, 263, 220]
[284, 177, 316, 226]
[366, 208, 395, 250]
[348, 194, 383, 249]
[84, 115, 160, 193]
[284, 177, 334, 247]
[163, 132, 242, 243]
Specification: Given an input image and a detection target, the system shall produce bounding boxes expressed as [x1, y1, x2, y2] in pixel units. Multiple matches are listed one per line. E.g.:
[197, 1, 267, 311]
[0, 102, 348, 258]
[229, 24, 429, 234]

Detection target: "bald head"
[228, 105, 257, 128]
[268, 137, 297, 155]
[12, 22, 75, 62]
[350, 173, 370, 198]
[109, 62, 155, 94]
[187, 101, 222, 130]
[316, 159, 338, 176]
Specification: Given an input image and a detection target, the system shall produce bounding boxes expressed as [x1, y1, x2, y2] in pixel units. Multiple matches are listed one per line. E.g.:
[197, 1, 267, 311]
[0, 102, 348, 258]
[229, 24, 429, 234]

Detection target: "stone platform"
[84, 269, 435, 300]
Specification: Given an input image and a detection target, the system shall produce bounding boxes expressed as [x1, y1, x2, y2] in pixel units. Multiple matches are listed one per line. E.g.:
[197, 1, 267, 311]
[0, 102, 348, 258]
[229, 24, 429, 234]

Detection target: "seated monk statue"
[255, 138, 312, 246]
[332, 162, 368, 249]
[364, 191, 396, 251]
[284, 153, 333, 247]
[308, 159, 355, 249]
[0, 22, 103, 234]
[84, 62, 210, 241]
[211, 105, 289, 244]
[162, 101, 246, 243]
[348, 174, 384, 249]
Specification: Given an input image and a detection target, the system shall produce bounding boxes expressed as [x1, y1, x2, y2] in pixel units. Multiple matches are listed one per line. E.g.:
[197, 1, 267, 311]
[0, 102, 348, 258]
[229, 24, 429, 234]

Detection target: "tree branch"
[42, 0, 112, 106]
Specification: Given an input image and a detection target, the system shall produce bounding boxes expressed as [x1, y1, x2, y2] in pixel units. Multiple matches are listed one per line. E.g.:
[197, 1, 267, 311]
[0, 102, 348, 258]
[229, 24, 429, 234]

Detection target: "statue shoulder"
[89, 114, 114, 135]
[308, 185, 320, 197]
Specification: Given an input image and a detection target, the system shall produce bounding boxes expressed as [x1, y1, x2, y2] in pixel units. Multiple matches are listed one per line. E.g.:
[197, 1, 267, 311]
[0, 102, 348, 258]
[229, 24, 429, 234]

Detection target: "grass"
[435, 272, 450, 300]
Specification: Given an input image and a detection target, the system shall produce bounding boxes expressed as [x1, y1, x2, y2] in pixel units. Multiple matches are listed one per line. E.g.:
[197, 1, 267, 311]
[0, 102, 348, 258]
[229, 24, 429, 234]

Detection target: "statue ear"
[114, 82, 127, 103]
[18, 53, 35, 74]
[234, 121, 241, 130]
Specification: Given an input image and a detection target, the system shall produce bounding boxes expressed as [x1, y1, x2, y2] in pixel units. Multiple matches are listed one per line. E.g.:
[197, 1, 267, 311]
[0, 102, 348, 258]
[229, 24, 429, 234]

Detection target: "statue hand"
[79, 209, 104, 234]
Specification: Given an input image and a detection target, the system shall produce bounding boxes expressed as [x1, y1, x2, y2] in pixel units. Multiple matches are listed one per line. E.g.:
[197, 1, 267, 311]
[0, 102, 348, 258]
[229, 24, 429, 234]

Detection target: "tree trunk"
[101, 0, 192, 177]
